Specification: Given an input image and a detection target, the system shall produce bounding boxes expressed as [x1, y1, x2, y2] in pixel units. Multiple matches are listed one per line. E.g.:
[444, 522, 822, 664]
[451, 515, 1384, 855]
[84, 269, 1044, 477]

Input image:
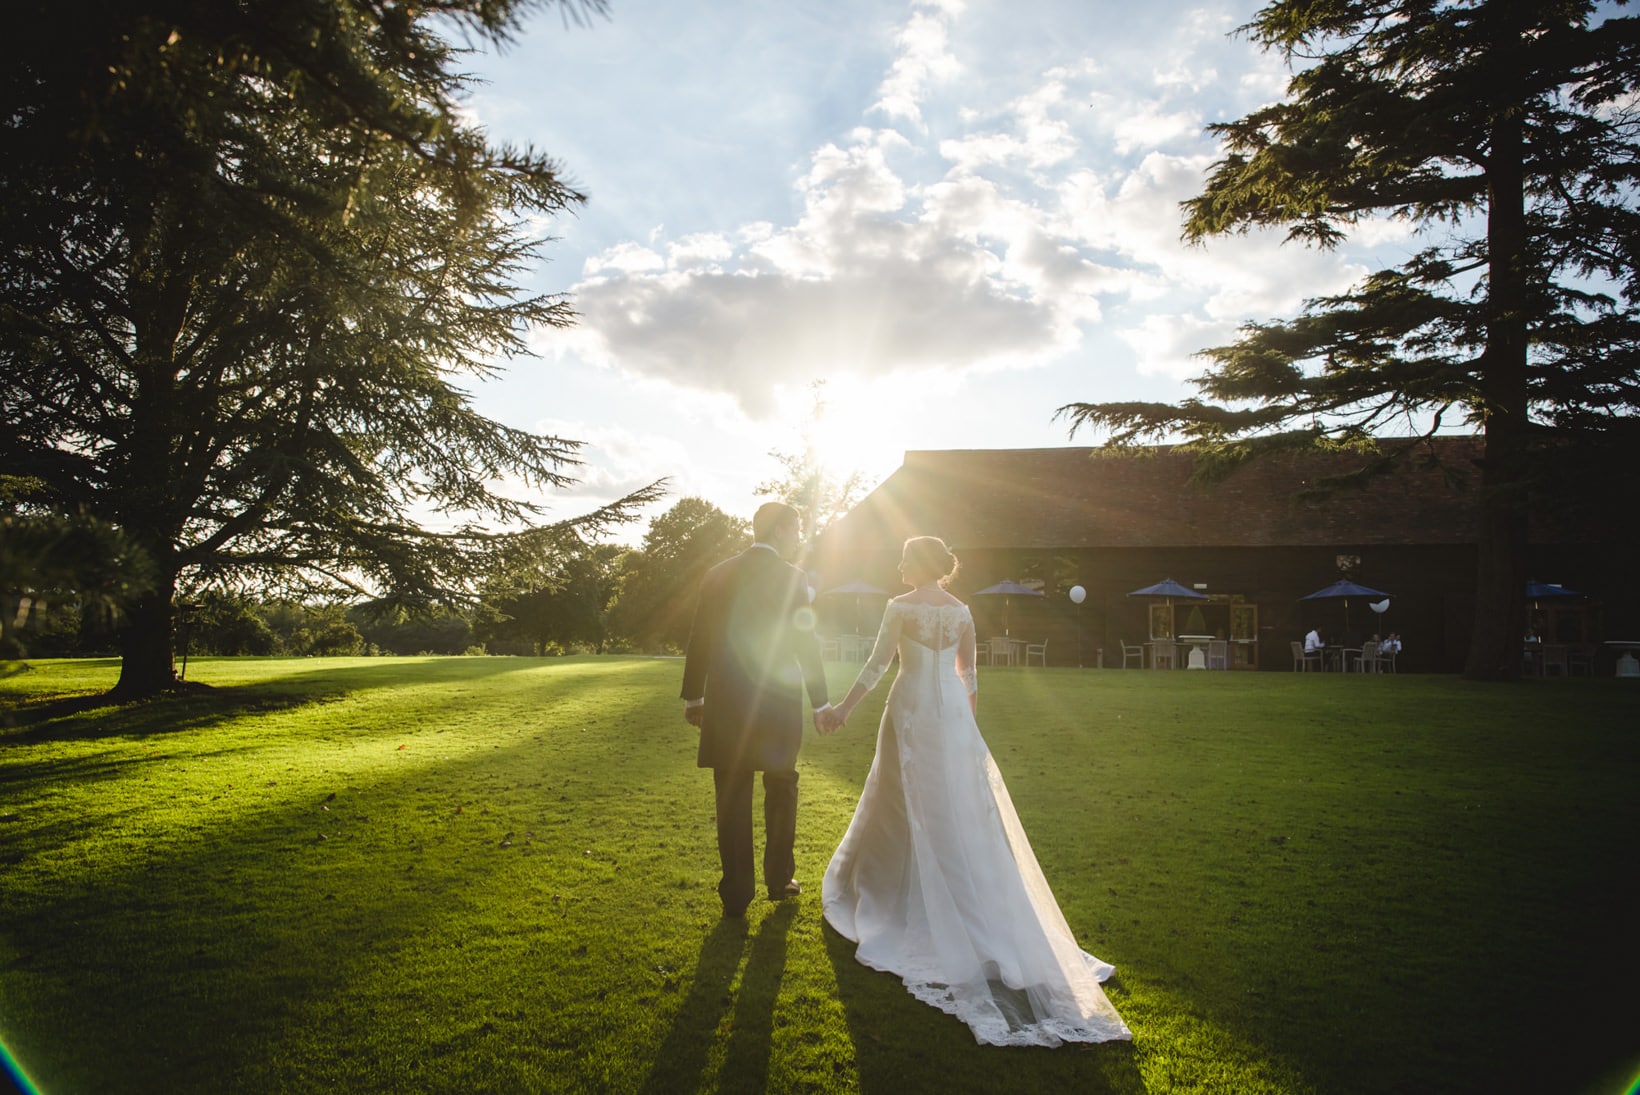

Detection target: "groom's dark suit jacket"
[681, 546, 829, 772]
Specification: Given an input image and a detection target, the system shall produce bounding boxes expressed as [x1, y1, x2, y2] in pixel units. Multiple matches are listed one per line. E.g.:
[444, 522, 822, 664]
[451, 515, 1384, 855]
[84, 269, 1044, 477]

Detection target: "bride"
[822, 536, 1131, 1047]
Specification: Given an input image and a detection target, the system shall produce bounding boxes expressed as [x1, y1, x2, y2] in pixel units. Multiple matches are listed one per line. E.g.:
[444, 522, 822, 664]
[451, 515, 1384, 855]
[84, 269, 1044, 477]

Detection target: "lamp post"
[1069, 585, 1086, 667]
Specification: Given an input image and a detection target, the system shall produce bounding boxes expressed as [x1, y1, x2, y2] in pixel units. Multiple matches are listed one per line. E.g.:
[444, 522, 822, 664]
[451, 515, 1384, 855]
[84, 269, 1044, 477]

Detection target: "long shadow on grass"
[7, 667, 1635, 1094]
[637, 919, 749, 1095]
[0, 656, 593, 738]
[0, 655, 575, 745]
[719, 903, 794, 1090]
[637, 904, 796, 1095]
[0, 678, 352, 744]
[821, 922, 1145, 1095]
[0, 664, 718, 1092]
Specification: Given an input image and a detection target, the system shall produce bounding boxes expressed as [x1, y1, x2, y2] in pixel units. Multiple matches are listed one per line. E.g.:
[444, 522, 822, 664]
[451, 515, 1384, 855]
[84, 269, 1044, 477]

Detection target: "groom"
[681, 501, 837, 918]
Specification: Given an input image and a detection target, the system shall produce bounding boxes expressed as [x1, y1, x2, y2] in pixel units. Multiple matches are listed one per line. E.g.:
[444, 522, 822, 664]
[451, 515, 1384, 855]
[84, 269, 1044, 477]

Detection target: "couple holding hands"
[680, 502, 1129, 1047]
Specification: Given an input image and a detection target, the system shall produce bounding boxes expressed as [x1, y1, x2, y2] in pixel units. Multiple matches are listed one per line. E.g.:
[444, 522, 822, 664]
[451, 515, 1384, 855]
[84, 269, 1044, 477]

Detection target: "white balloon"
[1069, 585, 1087, 604]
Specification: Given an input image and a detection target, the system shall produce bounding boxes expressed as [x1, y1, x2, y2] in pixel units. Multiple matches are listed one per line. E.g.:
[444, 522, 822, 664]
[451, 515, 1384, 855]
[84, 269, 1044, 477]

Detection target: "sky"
[455, 0, 1425, 541]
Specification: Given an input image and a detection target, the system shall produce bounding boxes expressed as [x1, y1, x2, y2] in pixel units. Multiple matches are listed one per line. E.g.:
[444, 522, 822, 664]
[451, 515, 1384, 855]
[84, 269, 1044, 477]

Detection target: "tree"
[755, 382, 868, 545]
[608, 499, 750, 652]
[0, 510, 155, 658]
[0, 0, 665, 696]
[1059, 0, 1640, 681]
[350, 602, 474, 655]
[184, 592, 277, 657]
[476, 537, 624, 653]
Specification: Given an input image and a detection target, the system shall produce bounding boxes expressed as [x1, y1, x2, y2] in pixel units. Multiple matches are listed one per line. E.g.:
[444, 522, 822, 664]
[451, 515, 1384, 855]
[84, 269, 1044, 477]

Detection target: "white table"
[1178, 634, 1214, 670]
[1603, 640, 1640, 678]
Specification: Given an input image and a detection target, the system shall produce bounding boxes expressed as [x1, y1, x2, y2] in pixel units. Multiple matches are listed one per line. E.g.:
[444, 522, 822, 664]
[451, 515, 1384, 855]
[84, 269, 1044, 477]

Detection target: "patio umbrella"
[1524, 581, 1587, 643]
[1525, 581, 1583, 602]
[1126, 578, 1209, 601]
[1300, 578, 1391, 636]
[973, 580, 1044, 636]
[818, 580, 890, 633]
[1126, 578, 1207, 643]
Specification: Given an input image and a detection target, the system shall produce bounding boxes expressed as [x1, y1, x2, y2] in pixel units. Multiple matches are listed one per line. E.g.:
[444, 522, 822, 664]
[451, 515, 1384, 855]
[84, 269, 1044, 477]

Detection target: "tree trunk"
[112, 571, 177, 698]
[1463, 110, 1530, 682]
[0, 594, 22, 657]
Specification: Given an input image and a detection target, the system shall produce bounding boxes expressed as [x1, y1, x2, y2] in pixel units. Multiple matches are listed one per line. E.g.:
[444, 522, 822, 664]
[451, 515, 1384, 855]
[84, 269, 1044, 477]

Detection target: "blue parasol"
[1301, 579, 1391, 637]
[1301, 579, 1392, 601]
[819, 580, 890, 634]
[1525, 581, 1583, 600]
[973, 580, 1044, 636]
[975, 580, 1045, 597]
[1126, 578, 1208, 601]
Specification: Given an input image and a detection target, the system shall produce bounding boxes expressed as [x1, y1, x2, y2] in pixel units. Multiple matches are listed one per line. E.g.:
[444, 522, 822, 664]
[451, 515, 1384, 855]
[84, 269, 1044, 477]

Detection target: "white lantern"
[1069, 585, 1087, 604]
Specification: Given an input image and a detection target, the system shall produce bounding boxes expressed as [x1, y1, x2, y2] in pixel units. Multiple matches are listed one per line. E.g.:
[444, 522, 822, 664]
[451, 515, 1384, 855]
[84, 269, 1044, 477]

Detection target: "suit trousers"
[713, 766, 798, 914]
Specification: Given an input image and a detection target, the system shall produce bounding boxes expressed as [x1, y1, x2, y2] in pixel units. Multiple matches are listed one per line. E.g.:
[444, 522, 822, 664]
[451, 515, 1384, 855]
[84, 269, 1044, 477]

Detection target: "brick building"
[810, 439, 1633, 673]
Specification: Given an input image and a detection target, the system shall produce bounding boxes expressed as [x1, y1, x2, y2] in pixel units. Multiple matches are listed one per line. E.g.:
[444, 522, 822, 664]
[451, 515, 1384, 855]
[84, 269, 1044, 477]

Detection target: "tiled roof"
[826, 437, 1503, 551]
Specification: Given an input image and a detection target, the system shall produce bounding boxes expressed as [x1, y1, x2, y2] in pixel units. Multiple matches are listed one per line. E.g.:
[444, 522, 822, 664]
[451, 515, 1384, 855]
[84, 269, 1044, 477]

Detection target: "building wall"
[821, 540, 1626, 672]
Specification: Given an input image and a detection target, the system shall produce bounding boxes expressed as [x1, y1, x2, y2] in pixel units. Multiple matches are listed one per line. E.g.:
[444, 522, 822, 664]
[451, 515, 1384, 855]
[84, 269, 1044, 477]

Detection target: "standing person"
[821, 536, 1130, 1047]
[681, 501, 837, 919]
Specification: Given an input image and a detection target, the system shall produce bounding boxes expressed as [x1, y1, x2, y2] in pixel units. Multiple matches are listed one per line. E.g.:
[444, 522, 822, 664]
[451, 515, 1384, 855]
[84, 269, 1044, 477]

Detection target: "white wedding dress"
[822, 598, 1131, 1047]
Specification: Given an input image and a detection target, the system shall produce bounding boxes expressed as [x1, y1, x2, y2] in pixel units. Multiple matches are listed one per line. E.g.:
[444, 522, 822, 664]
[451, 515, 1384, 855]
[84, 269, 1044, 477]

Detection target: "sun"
[787, 377, 906, 492]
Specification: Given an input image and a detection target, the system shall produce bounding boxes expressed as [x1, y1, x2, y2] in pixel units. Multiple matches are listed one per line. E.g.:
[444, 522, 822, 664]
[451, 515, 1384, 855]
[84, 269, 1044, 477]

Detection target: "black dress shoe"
[767, 880, 801, 900]
[722, 904, 748, 919]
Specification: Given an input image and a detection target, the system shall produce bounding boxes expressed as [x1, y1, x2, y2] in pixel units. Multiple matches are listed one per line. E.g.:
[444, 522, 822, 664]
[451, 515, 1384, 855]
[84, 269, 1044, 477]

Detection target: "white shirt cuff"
[684, 698, 703, 708]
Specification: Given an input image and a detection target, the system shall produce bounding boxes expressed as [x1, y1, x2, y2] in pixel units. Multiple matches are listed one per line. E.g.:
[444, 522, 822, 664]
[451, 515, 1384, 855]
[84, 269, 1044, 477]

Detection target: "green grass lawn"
[1, 657, 1636, 1095]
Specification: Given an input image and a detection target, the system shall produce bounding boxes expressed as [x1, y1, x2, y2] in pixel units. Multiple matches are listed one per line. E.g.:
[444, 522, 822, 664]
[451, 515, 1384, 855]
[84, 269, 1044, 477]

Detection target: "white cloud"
[1109, 101, 1204, 155]
[939, 79, 1079, 172]
[582, 241, 664, 277]
[564, 103, 1104, 415]
[530, 0, 1416, 436]
[870, 3, 963, 125]
[1117, 313, 1233, 380]
[666, 232, 735, 270]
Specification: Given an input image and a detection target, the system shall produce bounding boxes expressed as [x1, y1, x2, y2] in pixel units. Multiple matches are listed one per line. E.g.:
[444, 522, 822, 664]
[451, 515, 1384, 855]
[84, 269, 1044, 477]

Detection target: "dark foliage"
[1059, 0, 1640, 679]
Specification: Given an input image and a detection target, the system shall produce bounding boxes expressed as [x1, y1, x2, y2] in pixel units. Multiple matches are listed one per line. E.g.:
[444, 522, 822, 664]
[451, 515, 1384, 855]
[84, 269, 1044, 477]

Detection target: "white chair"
[1291, 641, 1321, 672]
[988, 637, 1017, 667]
[1024, 639, 1047, 667]
[1206, 639, 1229, 670]
[1149, 641, 1176, 670]
[1356, 640, 1380, 672]
[1121, 641, 1144, 668]
[819, 636, 840, 661]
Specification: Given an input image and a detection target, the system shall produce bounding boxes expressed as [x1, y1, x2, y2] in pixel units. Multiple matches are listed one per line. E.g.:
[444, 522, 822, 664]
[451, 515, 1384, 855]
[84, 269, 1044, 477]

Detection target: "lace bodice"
[851, 599, 978, 696]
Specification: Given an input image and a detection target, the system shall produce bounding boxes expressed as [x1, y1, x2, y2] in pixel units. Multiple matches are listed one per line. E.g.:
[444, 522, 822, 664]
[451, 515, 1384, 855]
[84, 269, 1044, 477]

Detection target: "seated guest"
[1304, 627, 1325, 654]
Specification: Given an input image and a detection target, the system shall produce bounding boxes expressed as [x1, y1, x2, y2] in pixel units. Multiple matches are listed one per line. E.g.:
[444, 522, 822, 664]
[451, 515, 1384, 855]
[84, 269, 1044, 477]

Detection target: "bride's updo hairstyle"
[902, 536, 960, 589]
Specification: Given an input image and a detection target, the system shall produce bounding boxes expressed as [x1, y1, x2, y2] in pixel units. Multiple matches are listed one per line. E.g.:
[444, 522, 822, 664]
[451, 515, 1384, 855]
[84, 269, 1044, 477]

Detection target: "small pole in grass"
[1069, 585, 1087, 668]
[176, 601, 200, 682]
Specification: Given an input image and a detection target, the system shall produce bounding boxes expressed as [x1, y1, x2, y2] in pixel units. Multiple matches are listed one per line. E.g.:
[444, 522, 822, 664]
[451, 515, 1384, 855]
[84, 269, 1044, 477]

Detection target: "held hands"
[813, 707, 845, 736]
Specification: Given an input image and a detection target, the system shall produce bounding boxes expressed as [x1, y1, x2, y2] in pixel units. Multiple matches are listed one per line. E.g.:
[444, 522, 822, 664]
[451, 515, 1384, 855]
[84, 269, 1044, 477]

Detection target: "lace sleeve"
[851, 604, 901, 692]
[955, 607, 978, 696]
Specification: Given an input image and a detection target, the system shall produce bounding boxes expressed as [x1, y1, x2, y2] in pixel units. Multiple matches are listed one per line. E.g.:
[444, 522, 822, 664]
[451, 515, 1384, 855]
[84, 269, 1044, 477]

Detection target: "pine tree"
[1059, 0, 1640, 681]
[0, 0, 661, 695]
